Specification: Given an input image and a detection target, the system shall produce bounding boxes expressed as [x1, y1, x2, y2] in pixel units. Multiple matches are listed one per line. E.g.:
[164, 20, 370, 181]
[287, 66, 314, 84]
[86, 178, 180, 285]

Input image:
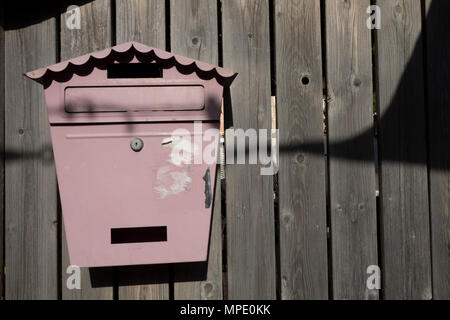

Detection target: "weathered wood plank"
[222, 0, 276, 299]
[117, 265, 169, 300]
[115, 0, 170, 300]
[116, 0, 165, 46]
[274, 0, 328, 300]
[170, 0, 222, 300]
[0, 0, 5, 300]
[60, 0, 114, 299]
[376, 0, 432, 299]
[170, 0, 218, 63]
[325, 0, 378, 299]
[4, 3, 58, 299]
[425, 0, 450, 300]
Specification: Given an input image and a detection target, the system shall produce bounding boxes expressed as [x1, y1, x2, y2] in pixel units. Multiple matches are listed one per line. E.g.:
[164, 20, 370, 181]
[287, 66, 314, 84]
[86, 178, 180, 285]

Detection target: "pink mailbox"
[26, 42, 237, 267]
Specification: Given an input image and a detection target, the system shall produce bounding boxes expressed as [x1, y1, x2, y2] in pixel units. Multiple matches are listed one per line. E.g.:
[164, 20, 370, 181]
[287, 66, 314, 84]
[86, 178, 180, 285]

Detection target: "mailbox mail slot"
[26, 42, 237, 267]
[65, 84, 205, 113]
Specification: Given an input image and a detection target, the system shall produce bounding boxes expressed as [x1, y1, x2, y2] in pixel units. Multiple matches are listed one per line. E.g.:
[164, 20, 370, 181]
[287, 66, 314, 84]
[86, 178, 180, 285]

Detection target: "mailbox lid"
[46, 79, 223, 124]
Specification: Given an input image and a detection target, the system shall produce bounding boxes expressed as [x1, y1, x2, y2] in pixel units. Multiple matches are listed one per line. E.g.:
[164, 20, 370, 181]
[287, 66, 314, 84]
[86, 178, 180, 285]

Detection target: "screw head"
[130, 138, 144, 152]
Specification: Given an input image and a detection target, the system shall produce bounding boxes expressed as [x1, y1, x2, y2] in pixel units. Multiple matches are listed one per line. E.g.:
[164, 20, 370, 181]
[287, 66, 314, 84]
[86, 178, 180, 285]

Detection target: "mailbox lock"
[130, 138, 144, 152]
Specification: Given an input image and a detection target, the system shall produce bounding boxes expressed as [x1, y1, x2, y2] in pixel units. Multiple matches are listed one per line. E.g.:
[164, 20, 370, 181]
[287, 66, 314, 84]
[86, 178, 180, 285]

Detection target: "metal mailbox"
[26, 42, 237, 267]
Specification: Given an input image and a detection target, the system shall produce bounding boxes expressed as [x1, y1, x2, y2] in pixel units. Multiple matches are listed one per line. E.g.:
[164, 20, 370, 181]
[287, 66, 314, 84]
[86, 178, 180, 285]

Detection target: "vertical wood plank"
[170, 0, 218, 63]
[0, 0, 5, 300]
[274, 0, 328, 299]
[116, 264, 169, 300]
[60, 0, 114, 299]
[376, 0, 432, 299]
[4, 3, 58, 299]
[170, 0, 222, 300]
[116, 0, 165, 46]
[222, 0, 276, 299]
[425, 0, 450, 300]
[115, 0, 170, 300]
[325, 0, 378, 299]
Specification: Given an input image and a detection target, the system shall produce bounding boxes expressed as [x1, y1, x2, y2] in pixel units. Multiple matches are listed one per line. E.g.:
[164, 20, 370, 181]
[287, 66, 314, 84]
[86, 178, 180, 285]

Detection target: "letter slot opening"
[111, 226, 167, 244]
[64, 84, 205, 113]
[107, 63, 163, 78]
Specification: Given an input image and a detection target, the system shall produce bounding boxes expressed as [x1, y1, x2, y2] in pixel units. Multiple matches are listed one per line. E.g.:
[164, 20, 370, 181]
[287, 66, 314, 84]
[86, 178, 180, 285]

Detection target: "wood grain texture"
[425, 0, 450, 300]
[222, 0, 276, 299]
[116, 0, 165, 47]
[170, 0, 222, 300]
[0, 0, 4, 300]
[115, 0, 170, 300]
[170, 0, 218, 62]
[117, 265, 169, 300]
[376, 0, 432, 299]
[60, 0, 113, 300]
[325, 0, 378, 300]
[4, 4, 58, 299]
[61, 0, 111, 54]
[274, 0, 328, 300]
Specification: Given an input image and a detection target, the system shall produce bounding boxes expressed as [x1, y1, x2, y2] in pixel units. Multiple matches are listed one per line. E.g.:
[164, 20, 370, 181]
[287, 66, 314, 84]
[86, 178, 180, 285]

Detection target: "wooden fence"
[0, 0, 448, 300]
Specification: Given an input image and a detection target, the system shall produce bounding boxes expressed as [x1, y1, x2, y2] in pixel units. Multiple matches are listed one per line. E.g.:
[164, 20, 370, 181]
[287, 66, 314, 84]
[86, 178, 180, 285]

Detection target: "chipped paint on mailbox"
[26, 42, 237, 267]
[154, 166, 192, 199]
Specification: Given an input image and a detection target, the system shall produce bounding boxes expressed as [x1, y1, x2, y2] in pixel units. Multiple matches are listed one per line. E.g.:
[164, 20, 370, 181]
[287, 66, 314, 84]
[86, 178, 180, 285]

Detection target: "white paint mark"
[154, 166, 192, 199]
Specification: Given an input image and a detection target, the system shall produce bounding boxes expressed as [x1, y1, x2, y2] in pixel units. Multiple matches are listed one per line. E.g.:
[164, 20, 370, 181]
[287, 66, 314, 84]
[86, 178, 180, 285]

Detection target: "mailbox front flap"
[51, 122, 219, 266]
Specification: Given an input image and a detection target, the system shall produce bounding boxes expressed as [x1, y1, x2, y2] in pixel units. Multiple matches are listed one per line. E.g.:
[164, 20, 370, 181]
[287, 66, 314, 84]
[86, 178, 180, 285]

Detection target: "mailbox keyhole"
[131, 138, 144, 152]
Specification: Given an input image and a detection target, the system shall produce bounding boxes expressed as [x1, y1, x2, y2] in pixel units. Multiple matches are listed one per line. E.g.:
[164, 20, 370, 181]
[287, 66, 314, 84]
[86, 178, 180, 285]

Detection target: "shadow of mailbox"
[26, 41, 237, 267]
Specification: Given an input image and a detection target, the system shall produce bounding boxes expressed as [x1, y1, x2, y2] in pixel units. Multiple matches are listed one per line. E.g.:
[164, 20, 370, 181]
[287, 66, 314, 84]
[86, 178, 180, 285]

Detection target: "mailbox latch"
[203, 168, 212, 208]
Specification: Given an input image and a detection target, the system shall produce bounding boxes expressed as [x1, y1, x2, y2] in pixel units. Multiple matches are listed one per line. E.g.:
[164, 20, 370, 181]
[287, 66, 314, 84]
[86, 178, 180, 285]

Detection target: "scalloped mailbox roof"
[26, 41, 237, 86]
